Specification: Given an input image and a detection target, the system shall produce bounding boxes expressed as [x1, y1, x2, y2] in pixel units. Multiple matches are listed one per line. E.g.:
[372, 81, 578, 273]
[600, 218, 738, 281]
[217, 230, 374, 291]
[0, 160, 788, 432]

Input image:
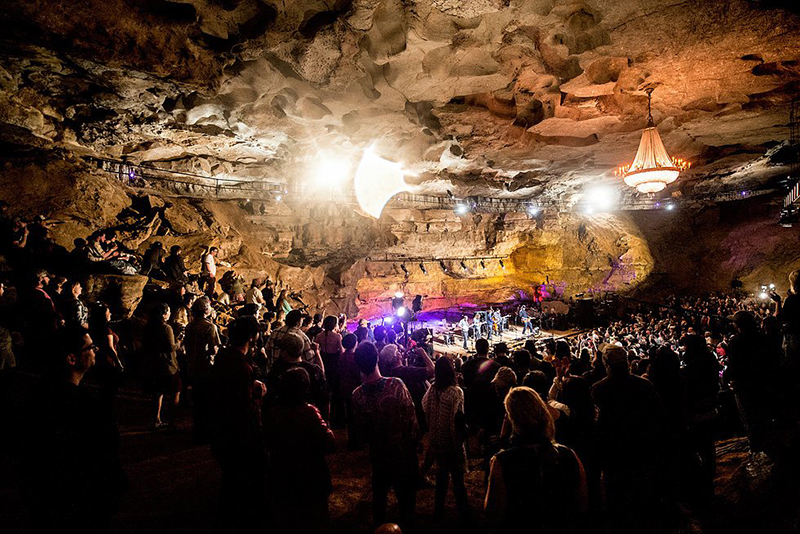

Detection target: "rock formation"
[0, 0, 799, 314]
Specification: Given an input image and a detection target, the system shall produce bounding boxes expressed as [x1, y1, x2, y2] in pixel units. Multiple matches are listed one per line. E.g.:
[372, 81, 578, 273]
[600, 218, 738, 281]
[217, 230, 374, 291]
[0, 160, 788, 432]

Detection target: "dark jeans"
[214, 448, 266, 534]
[434, 451, 469, 517]
[372, 458, 418, 531]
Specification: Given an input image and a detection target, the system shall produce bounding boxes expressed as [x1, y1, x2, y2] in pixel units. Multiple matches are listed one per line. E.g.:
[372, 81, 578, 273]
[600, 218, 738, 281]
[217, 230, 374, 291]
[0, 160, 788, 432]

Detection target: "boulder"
[84, 274, 150, 318]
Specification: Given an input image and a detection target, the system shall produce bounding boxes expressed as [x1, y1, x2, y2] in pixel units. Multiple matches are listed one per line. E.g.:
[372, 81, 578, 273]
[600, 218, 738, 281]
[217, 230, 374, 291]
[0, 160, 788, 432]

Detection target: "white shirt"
[203, 254, 217, 277]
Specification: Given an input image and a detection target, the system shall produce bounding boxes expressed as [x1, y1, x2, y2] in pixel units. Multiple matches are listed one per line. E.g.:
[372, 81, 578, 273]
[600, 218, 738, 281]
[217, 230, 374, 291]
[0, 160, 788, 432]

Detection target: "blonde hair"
[504, 386, 555, 442]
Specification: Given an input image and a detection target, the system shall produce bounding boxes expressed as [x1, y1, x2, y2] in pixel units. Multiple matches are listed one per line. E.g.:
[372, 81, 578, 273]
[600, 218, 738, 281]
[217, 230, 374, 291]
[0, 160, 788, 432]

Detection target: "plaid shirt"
[265, 325, 315, 371]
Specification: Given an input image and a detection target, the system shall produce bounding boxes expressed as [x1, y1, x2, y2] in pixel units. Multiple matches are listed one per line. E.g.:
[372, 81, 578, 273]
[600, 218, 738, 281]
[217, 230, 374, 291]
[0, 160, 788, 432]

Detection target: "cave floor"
[3, 378, 800, 534]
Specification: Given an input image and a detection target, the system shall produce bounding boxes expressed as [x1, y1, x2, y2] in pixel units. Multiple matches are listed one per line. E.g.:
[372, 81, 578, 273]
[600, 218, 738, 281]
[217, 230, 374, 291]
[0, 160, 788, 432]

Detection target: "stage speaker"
[576, 298, 595, 328]
[412, 295, 423, 312]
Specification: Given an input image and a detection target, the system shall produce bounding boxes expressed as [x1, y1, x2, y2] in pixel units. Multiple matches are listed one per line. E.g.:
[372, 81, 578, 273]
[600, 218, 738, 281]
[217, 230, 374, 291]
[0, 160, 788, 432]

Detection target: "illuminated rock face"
[1, 0, 799, 203]
[0, 1, 799, 314]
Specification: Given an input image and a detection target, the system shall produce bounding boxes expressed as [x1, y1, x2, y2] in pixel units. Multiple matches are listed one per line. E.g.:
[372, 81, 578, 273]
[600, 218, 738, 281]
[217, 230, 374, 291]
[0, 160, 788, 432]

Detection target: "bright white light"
[309, 154, 350, 189]
[394, 291, 404, 298]
[585, 205, 594, 214]
[666, 204, 674, 211]
[528, 206, 540, 216]
[276, 195, 282, 202]
[455, 204, 469, 215]
[769, 283, 775, 289]
[397, 306, 407, 317]
[584, 185, 618, 212]
[385, 317, 394, 324]
[354, 147, 414, 219]
[759, 292, 769, 300]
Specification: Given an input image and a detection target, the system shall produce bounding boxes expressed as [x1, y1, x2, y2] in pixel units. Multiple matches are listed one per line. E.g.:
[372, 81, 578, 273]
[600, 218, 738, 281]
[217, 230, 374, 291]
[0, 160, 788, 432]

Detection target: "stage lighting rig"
[439, 260, 448, 272]
[419, 262, 427, 275]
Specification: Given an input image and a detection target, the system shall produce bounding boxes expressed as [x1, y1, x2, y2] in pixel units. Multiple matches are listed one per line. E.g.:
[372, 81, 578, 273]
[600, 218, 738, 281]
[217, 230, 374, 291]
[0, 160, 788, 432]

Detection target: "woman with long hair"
[422, 357, 469, 519]
[144, 302, 181, 428]
[315, 315, 344, 426]
[485, 387, 587, 534]
[89, 302, 123, 408]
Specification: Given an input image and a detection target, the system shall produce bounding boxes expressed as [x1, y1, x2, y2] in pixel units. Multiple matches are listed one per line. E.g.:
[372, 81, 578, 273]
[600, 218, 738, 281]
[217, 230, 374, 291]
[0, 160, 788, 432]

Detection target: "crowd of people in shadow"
[0, 205, 799, 534]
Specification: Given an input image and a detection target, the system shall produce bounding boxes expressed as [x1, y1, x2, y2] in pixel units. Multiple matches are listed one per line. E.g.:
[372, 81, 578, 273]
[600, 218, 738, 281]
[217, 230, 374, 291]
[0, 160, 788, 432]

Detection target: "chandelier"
[615, 88, 690, 193]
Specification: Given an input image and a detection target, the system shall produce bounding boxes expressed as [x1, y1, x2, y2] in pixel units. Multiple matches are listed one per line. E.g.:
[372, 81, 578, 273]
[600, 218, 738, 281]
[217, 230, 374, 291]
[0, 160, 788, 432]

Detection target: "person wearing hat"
[21, 269, 60, 372]
[590, 343, 663, 531]
[266, 331, 329, 421]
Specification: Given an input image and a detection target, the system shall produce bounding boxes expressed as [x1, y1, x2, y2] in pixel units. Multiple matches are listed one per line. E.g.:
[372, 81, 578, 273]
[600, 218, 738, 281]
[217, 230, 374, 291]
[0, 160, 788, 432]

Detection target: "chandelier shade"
[616, 89, 690, 193]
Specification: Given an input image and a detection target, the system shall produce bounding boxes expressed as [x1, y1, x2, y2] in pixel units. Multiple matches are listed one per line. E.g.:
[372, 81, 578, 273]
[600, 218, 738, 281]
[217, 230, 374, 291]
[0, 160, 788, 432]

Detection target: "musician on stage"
[492, 308, 503, 336]
[458, 315, 470, 350]
[519, 305, 532, 336]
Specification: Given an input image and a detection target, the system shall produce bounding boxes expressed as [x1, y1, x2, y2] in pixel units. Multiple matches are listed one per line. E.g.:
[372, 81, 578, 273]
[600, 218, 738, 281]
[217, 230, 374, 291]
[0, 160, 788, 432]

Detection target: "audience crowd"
[0, 207, 799, 534]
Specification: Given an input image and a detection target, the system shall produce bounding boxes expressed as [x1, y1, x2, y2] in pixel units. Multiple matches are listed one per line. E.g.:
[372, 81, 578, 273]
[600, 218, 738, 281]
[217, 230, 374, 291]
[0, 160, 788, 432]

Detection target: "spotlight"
[400, 263, 409, 275]
[759, 291, 769, 300]
[666, 204, 675, 211]
[385, 316, 394, 324]
[419, 262, 427, 275]
[395, 291, 404, 298]
[480, 260, 486, 269]
[460, 260, 468, 271]
[455, 204, 469, 215]
[276, 195, 283, 202]
[499, 259, 505, 270]
[655, 202, 661, 208]
[397, 306, 407, 317]
[769, 283, 775, 289]
[528, 205, 540, 216]
[440, 260, 448, 272]
[391, 292, 405, 312]
[585, 205, 594, 214]
[584, 185, 618, 213]
[309, 154, 350, 188]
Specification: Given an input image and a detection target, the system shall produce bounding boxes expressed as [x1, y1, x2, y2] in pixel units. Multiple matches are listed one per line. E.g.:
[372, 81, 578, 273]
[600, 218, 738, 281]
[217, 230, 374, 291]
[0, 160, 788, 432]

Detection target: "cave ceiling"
[1, 0, 799, 205]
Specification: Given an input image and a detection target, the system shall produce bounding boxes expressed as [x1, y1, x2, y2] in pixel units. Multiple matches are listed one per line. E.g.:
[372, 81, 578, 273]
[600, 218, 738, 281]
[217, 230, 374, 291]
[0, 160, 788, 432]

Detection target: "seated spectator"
[263, 367, 336, 534]
[87, 231, 136, 274]
[140, 241, 166, 279]
[163, 245, 189, 285]
[485, 386, 587, 534]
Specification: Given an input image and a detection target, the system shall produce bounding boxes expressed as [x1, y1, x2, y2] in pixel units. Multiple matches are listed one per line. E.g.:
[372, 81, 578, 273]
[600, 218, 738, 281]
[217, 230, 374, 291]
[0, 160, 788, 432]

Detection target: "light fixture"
[528, 205, 540, 216]
[460, 260, 468, 271]
[499, 259, 505, 270]
[455, 204, 469, 215]
[666, 203, 675, 211]
[584, 185, 618, 212]
[395, 291, 404, 298]
[419, 262, 427, 275]
[616, 87, 690, 193]
[480, 260, 486, 269]
[397, 306, 407, 317]
[439, 260, 448, 272]
[400, 263, 409, 276]
[276, 195, 282, 202]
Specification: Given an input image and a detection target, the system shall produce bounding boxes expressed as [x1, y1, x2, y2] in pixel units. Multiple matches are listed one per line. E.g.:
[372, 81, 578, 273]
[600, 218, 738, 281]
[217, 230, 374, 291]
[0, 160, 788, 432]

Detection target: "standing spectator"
[210, 317, 266, 533]
[352, 342, 419, 532]
[184, 297, 221, 443]
[60, 279, 89, 329]
[484, 387, 587, 533]
[200, 246, 219, 296]
[725, 311, 774, 453]
[381, 344, 434, 431]
[339, 333, 362, 449]
[591, 344, 663, 531]
[263, 368, 336, 534]
[144, 302, 180, 428]
[21, 269, 60, 373]
[89, 303, 123, 409]
[315, 315, 344, 425]
[422, 357, 469, 520]
[261, 278, 276, 312]
[266, 332, 329, 421]
[265, 309, 322, 371]
[17, 327, 127, 532]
